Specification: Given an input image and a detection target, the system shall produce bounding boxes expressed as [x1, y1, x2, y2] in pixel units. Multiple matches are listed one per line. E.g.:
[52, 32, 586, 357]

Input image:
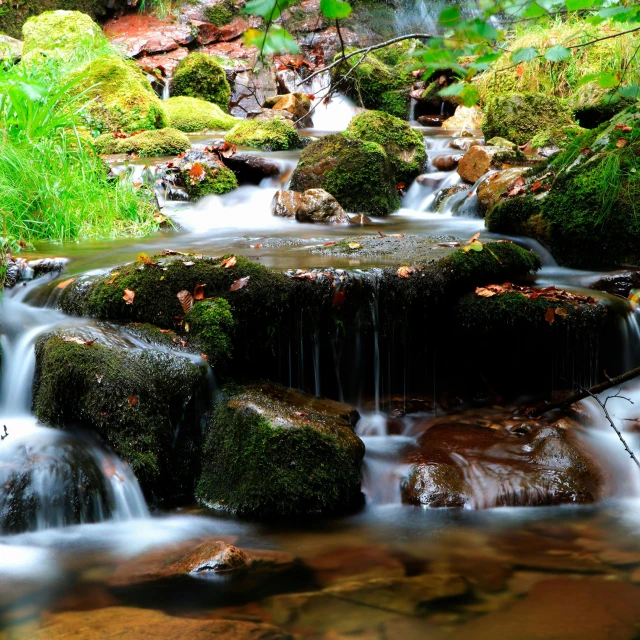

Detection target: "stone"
[449, 137, 481, 151]
[272, 189, 350, 223]
[476, 167, 529, 213]
[441, 105, 484, 130]
[223, 152, 281, 184]
[432, 154, 463, 171]
[0, 34, 22, 60]
[266, 92, 313, 127]
[272, 190, 302, 218]
[164, 96, 238, 132]
[173, 148, 238, 198]
[172, 52, 231, 111]
[457, 145, 525, 183]
[418, 115, 446, 126]
[136, 47, 190, 78]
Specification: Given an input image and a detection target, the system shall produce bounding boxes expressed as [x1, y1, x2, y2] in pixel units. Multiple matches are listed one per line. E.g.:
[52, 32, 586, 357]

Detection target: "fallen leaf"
[189, 162, 205, 181]
[323, 241, 337, 247]
[137, 252, 152, 264]
[466, 232, 481, 244]
[544, 307, 556, 324]
[397, 266, 415, 278]
[57, 278, 75, 289]
[123, 289, 135, 305]
[616, 138, 628, 148]
[194, 284, 206, 300]
[160, 329, 171, 333]
[95, 373, 103, 384]
[531, 180, 542, 192]
[221, 256, 237, 268]
[128, 396, 138, 407]
[230, 276, 250, 291]
[475, 287, 498, 297]
[555, 307, 568, 319]
[615, 124, 633, 133]
[332, 289, 346, 308]
[516, 63, 524, 77]
[250, 243, 262, 248]
[177, 289, 194, 314]
[347, 242, 361, 250]
[463, 241, 484, 252]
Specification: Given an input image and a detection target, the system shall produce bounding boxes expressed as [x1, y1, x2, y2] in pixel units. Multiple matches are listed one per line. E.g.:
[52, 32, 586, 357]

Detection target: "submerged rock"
[272, 189, 350, 224]
[164, 96, 238, 132]
[225, 119, 305, 150]
[172, 52, 231, 111]
[197, 383, 365, 516]
[289, 134, 400, 215]
[223, 152, 280, 184]
[95, 128, 191, 157]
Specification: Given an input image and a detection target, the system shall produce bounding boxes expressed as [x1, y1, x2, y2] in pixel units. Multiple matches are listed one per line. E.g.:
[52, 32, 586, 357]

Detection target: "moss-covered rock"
[179, 155, 238, 198]
[69, 54, 168, 134]
[164, 96, 238, 132]
[529, 124, 587, 150]
[290, 134, 400, 215]
[21, 9, 106, 60]
[197, 383, 364, 516]
[172, 52, 231, 111]
[203, 0, 239, 26]
[344, 110, 426, 184]
[33, 331, 210, 500]
[184, 298, 234, 364]
[483, 92, 575, 147]
[224, 119, 304, 151]
[95, 128, 190, 157]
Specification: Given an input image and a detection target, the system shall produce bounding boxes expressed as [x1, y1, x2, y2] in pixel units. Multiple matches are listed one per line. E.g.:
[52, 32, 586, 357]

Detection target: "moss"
[331, 49, 412, 119]
[372, 39, 419, 66]
[203, 0, 238, 26]
[196, 384, 364, 516]
[33, 332, 209, 500]
[94, 128, 191, 157]
[224, 119, 304, 151]
[483, 92, 575, 147]
[184, 298, 234, 364]
[180, 162, 238, 198]
[69, 55, 168, 134]
[21, 9, 106, 60]
[290, 133, 400, 215]
[529, 125, 587, 150]
[172, 53, 231, 111]
[164, 96, 238, 132]
[344, 110, 426, 184]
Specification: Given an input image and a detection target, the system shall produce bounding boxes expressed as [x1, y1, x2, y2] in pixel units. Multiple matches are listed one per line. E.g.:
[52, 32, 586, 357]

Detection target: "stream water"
[5, 105, 640, 638]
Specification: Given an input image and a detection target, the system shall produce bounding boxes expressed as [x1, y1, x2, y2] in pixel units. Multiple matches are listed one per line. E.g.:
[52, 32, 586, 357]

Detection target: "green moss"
[196, 384, 364, 516]
[33, 332, 209, 498]
[94, 128, 191, 157]
[21, 9, 106, 60]
[203, 0, 238, 26]
[290, 133, 400, 215]
[224, 119, 304, 151]
[164, 96, 238, 132]
[345, 110, 426, 184]
[69, 54, 168, 134]
[529, 125, 587, 150]
[184, 298, 234, 364]
[172, 53, 231, 111]
[371, 39, 419, 66]
[180, 162, 238, 198]
[483, 92, 575, 147]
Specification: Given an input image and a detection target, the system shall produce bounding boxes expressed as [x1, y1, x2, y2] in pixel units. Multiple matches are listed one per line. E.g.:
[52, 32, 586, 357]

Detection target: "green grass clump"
[224, 119, 304, 151]
[172, 53, 231, 111]
[164, 96, 238, 132]
[94, 128, 191, 157]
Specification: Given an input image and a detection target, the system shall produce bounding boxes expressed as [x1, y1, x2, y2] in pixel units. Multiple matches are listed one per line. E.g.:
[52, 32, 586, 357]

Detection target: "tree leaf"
[566, 0, 594, 9]
[438, 83, 465, 96]
[544, 307, 556, 324]
[397, 266, 416, 278]
[544, 45, 571, 62]
[244, 25, 299, 55]
[123, 289, 135, 305]
[194, 284, 206, 300]
[320, 0, 352, 19]
[243, 0, 296, 20]
[221, 256, 237, 268]
[56, 277, 75, 289]
[177, 290, 194, 314]
[522, 2, 547, 18]
[347, 242, 361, 249]
[511, 46, 539, 63]
[439, 5, 460, 26]
[230, 276, 250, 292]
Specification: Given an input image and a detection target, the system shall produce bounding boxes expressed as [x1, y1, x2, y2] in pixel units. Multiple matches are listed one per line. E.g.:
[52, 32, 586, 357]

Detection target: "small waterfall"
[161, 78, 170, 100]
[297, 71, 359, 131]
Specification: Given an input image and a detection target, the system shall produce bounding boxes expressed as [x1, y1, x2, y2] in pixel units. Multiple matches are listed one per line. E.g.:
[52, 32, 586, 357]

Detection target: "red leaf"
[230, 276, 250, 292]
[544, 308, 556, 324]
[194, 284, 206, 300]
[128, 395, 138, 407]
[332, 290, 346, 308]
[221, 256, 237, 269]
[177, 290, 194, 314]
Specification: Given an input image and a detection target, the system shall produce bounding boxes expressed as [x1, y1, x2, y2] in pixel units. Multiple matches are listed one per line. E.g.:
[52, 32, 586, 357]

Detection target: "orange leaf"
[128, 395, 138, 407]
[531, 181, 542, 192]
[194, 284, 206, 300]
[555, 307, 568, 319]
[177, 290, 194, 314]
[230, 276, 250, 291]
[123, 289, 135, 305]
[475, 287, 498, 297]
[397, 266, 415, 278]
[516, 63, 524, 77]
[466, 232, 480, 244]
[57, 277, 75, 289]
[332, 289, 346, 308]
[323, 241, 337, 247]
[616, 138, 628, 148]
[221, 256, 237, 269]
[189, 162, 205, 180]
[544, 307, 555, 324]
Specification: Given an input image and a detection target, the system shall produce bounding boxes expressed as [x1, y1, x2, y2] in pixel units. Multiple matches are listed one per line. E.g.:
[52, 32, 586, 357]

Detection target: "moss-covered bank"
[95, 128, 190, 157]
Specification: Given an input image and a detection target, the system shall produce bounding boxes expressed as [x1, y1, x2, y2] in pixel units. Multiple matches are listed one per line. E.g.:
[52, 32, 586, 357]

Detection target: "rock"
[27, 258, 67, 278]
[272, 189, 350, 224]
[344, 110, 426, 184]
[457, 145, 525, 183]
[264, 92, 313, 127]
[449, 137, 481, 151]
[164, 96, 238, 132]
[483, 92, 575, 146]
[203, 0, 240, 27]
[95, 128, 191, 158]
[223, 152, 280, 184]
[289, 134, 400, 215]
[476, 167, 528, 213]
[197, 383, 364, 516]
[32, 607, 292, 640]
[21, 10, 107, 61]
[590, 271, 640, 299]
[68, 55, 168, 134]
[431, 154, 462, 171]
[225, 119, 304, 150]
[441, 105, 484, 130]
[172, 52, 231, 111]
[0, 34, 22, 60]
[417, 115, 446, 126]
[174, 149, 238, 198]
[103, 13, 195, 57]
[32, 330, 210, 500]
[486, 136, 517, 149]
[136, 47, 190, 78]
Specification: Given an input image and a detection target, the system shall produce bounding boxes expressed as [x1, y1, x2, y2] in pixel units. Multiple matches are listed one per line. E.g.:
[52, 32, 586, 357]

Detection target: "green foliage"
[224, 119, 304, 150]
[172, 53, 231, 110]
[184, 298, 234, 364]
[94, 128, 191, 157]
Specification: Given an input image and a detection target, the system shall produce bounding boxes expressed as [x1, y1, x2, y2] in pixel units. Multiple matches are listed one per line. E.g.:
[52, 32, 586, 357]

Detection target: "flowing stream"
[4, 101, 640, 637]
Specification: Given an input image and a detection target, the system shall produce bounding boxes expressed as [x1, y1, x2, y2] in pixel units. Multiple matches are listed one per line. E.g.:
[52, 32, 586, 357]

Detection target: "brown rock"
[476, 167, 528, 213]
[431, 154, 463, 171]
[457, 145, 524, 183]
[418, 115, 446, 127]
[441, 105, 483, 131]
[272, 189, 350, 223]
[224, 152, 281, 184]
[136, 47, 190, 78]
[272, 190, 302, 218]
[449, 137, 481, 151]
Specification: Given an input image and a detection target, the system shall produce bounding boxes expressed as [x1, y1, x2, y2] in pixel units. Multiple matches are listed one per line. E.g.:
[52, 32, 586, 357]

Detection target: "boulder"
[95, 128, 190, 157]
[225, 119, 304, 150]
[0, 34, 22, 60]
[68, 55, 168, 134]
[164, 96, 238, 132]
[441, 105, 483, 130]
[172, 52, 231, 111]
[272, 189, 350, 223]
[196, 383, 365, 516]
[203, 0, 240, 26]
[344, 110, 426, 184]
[457, 144, 525, 184]
[223, 152, 280, 184]
[431, 154, 462, 171]
[289, 134, 400, 215]
[476, 167, 528, 213]
[483, 92, 575, 146]
[175, 148, 238, 198]
[263, 93, 313, 128]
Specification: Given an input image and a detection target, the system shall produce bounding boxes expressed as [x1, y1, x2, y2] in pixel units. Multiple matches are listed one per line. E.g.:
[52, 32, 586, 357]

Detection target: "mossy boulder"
[487, 108, 640, 267]
[177, 149, 238, 198]
[69, 55, 168, 134]
[172, 52, 231, 111]
[224, 119, 304, 151]
[529, 125, 587, 151]
[203, 0, 239, 26]
[344, 110, 426, 184]
[164, 96, 238, 132]
[95, 128, 190, 157]
[331, 49, 412, 119]
[483, 93, 575, 147]
[197, 383, 364, 516]
[21, 10, 106, 61]
[290, 134, 400, 215]
[33, 331, 210, 501]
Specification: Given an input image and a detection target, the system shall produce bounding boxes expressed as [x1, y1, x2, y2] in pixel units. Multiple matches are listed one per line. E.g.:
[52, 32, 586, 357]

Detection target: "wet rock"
[104, 14, 195, 57]
[0, 34, 22, 61]
[416, 172, 451, 188]
[172, 52, 231, 111]
[136, 47, 190, 80]
[263, 92, 313, 127]
[226, 64, 277, 119]
[173, 148, 238, 198]
[441, 105, 483, 131]
[449, 137, 481, 151]
[272, 189, 350, 224]
[225, 119, 305, 150]
[418, 115, 446, 126]
[476, 167, 528, 213]
[299, 26, 360, 64]
[32, 607, 292, 640]
[431, 154, 462, 171]
[457, 145, 526, 184]
[197, 383, 365, 516]
[590, 271, 640, 299]
[223, 152, 281, 184]
[289, 134, 400, 215]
